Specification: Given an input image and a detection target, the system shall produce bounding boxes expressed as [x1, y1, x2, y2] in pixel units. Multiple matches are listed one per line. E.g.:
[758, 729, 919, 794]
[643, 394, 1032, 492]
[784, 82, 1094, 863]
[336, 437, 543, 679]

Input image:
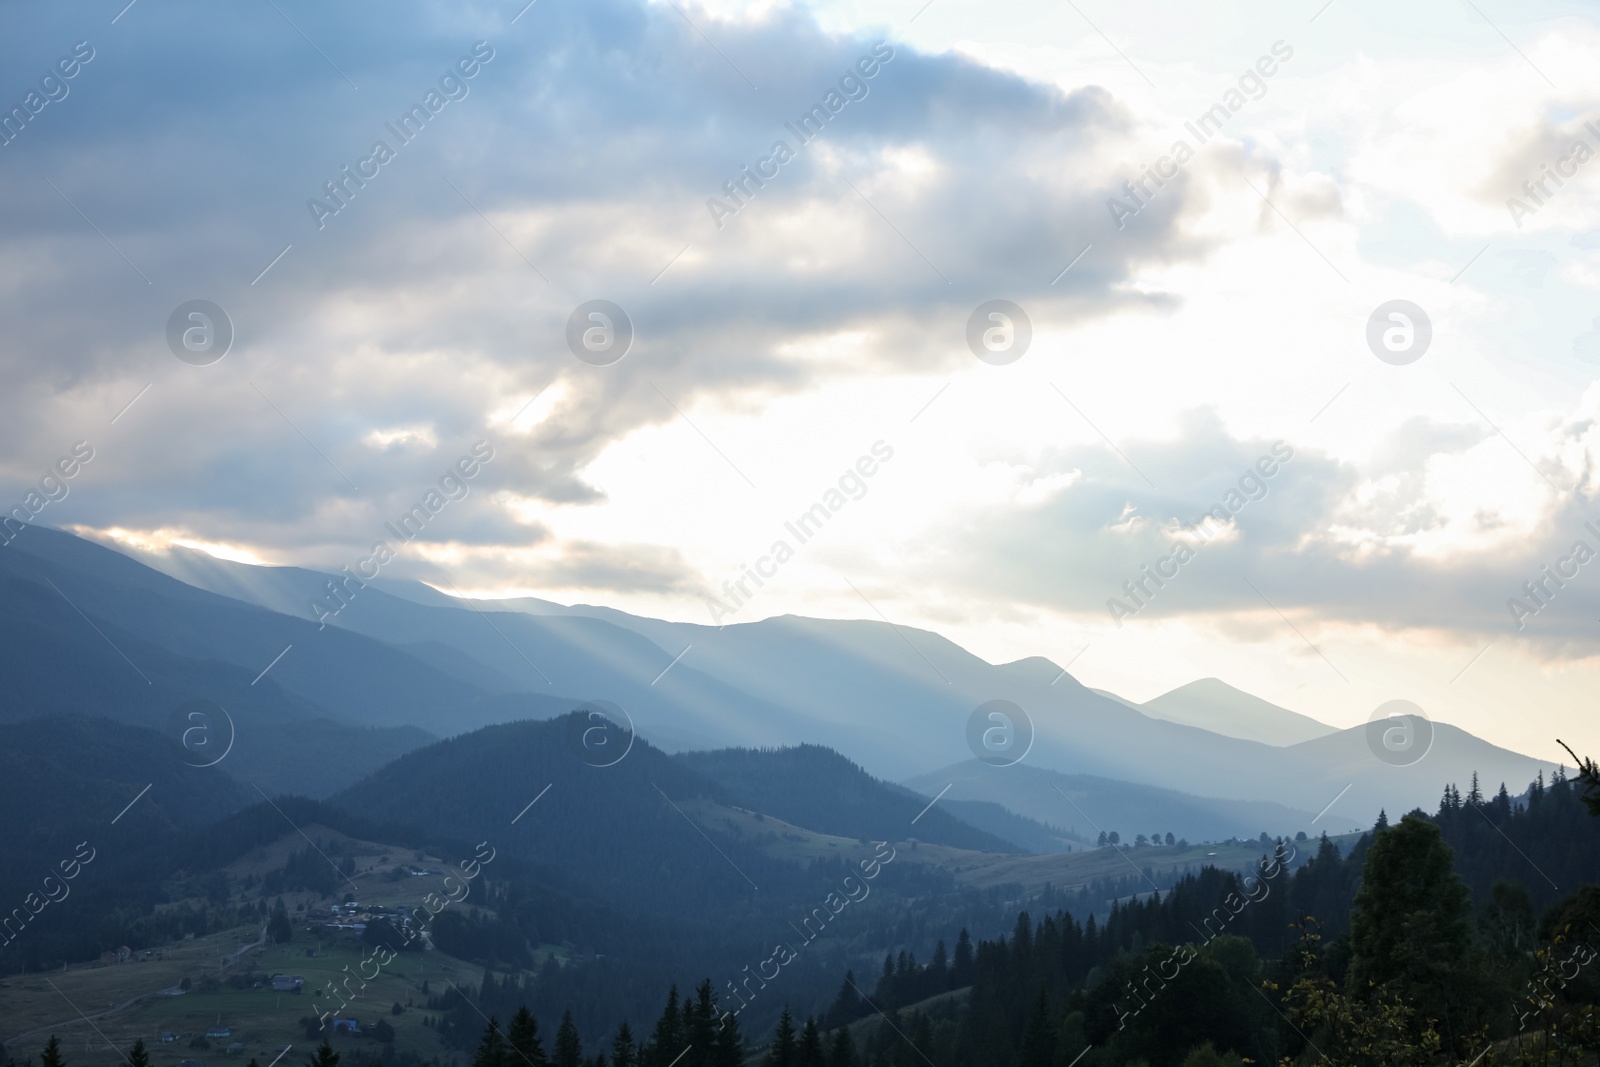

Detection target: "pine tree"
[650, 987, 682, 1067]
[307, 1040, 340, 1067]
[555, 1010, 582, 1067]
[611, 1022, 637, 1067]
[824, 971, 863, 1026]
[928, 940, 948, 985]
[688, 980, 719, 1067]
[679, 991, 696, 1056]
[795, 1018, 824, 1067]
[268, 897, 293, 943]
[714, 1002, 744, 1067]
[1018, 992, 1051, 1067]
[1468, 771, 1483, 806]
[40, 1038, 65, 1067]
[908, 1013, 934, 1067]
[1492, 782, 1513, 819]
[473, 1020, 508, 1067]
[1557, 739, 1600, 816]
[827, 1028, 855, 1067]
[765, 1008, 796, 1067]
[952, 930, 975, 987]
[1011, 912, 1033, 965]
[128, 1039, 151, 1067]
[509, 1007, 549, 1067]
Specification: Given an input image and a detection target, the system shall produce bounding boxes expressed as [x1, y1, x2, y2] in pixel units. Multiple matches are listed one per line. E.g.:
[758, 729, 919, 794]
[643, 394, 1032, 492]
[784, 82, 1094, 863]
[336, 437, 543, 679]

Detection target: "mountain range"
[0, 524, 1562, 836]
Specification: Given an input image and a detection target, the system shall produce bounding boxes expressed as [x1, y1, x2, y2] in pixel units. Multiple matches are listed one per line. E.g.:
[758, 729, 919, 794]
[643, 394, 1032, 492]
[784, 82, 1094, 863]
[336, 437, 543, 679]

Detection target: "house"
[158, 1032, 179, 1044]
[205, 1027, 231, 1039]
[270, 974, 304, 993]
[178, 1059, 207, 1067]
[226, 1044, 248, 1057]
[329, 1019, 361, 1035]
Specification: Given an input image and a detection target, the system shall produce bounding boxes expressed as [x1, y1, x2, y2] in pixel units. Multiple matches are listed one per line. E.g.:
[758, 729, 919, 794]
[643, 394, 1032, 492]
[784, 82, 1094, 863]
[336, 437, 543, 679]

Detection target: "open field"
[213, 822, 474, 914]
[0, 933, 485, 1067]
[0, 825, 545, 1067]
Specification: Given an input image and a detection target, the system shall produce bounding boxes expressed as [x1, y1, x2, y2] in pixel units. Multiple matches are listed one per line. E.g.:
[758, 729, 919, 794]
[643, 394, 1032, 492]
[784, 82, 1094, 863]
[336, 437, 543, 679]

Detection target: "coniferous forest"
[415, 761, 1600, 1067]
[14, 758, 1593, 1067]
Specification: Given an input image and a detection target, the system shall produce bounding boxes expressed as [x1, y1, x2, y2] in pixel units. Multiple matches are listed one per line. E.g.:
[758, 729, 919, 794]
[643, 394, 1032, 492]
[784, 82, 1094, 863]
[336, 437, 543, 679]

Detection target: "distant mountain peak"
[1136, 677, 1339, 747]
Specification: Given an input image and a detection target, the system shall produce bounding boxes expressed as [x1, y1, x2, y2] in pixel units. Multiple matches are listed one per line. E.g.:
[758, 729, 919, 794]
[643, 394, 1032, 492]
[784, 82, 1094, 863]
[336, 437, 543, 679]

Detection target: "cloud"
[0, 0, 1206, 598]
[897, 398, 1600, 649]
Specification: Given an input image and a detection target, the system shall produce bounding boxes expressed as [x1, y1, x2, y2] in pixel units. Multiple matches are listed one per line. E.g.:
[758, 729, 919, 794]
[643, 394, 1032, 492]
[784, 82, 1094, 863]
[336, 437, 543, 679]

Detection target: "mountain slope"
[131, 541, 822, 755]
[2, 526, 485, 736]
[331, 713, 800, 917]
[675, 744, 1023, 852]
[463, 603, 1557, 825]
[0, 715, 252, 839]
[112, 533, 1560, 826]
[1134, 678, 1338, 746]
[0, 553, 436, 795]
[940, 798, 1078, 853]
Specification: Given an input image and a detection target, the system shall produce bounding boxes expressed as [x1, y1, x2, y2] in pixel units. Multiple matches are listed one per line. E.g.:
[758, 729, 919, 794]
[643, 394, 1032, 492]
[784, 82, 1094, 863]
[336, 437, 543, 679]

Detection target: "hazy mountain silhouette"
[1100, 677, 1338, 746]
[31, 528, 1563, 830]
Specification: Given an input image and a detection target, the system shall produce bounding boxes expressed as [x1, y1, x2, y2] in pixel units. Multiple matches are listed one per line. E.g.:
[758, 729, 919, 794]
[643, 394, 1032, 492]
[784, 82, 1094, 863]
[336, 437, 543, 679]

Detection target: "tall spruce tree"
[472, 1020, 508, 1067]
[952, 929, 975, 987]
[509, 1007, 549, 1067]
[555, 1010, 582, 1067]
[649, 986, 682, 1067]
[827, 1027, 855, 1067]
[714, 994, 745, 1067]
[765, 1009, 796, 1067]
[824, 970, 863, 1027]
[688, 981, 719, 1067]
[795, 1018, 824, 1067]
[611, 1022, 638, 1067]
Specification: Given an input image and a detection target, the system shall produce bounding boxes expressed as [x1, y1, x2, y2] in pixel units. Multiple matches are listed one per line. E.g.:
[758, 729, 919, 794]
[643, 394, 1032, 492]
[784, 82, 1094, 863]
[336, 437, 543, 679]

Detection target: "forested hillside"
[676, 745, 1026, 852]
[371, 763, 1600, 1067]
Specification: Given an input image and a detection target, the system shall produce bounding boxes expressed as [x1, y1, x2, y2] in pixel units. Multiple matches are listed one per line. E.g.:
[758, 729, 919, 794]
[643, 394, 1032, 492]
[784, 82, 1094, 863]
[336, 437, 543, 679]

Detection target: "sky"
[2, 0, 1599, 764]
